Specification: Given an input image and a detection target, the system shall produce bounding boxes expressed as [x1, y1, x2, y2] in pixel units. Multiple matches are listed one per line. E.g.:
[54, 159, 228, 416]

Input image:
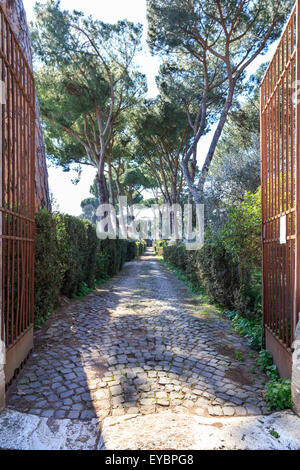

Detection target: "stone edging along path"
[1, 409, 300, 450]
[6, 249, 270, 422]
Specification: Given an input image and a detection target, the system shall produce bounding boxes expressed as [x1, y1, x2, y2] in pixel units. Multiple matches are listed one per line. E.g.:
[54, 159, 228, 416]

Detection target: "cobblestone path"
[7, 249, 269, 421]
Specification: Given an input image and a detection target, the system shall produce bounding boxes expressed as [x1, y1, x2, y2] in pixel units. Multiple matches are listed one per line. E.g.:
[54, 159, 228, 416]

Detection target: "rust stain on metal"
[0, 4, 35, 374]
[260, 2, 299, 377]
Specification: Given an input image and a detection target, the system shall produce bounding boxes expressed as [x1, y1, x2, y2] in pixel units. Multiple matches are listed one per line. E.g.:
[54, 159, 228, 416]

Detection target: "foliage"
[147, 0, 293, 203]
[196, 230, 240, 309]
[34, 209, 65, 323]
[163, 188, 262, 318]
[132, 97, 190, 205]
[255, 349, 292, 411]
[135, 240, 147, 257]
[221, 189, 261, 267]
[255, 350, 276, 377]
[224, 310, 262, 350]
[265, 379, 292, 411]
[56, 214, 89, 296]
[154, 240, 168, 256]
[72, 281, 94, 299]
[204, 87, 262, 228]
[31, 0, 146, 204]
[34, 209, 145, 324]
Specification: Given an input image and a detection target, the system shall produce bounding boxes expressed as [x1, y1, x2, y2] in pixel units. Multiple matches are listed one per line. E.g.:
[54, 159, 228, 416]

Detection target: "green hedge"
[34, 210, 64, 320]
[153, 240, 168, 256]
[34, 209, 145, 324]
[163, 232, 259, 318]
[162, 190, 262, 319]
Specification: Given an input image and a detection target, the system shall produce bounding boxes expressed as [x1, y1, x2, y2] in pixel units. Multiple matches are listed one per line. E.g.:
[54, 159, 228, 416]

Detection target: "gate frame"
[0, 4, 35, 408]
[260, 0, 300, 378]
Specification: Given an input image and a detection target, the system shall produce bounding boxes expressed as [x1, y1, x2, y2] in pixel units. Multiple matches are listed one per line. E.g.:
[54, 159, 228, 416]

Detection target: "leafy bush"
[255, 350, 276, 377]
[154, 240, 168, 256]
[135, 240, 147, 257]
[95, 250, 110, 280]
[163, 235, 240, 312]
[255, 349, 292, 411]
[72, 281, 93, 299]
[34, 209, 64, 323]
[34, 210, 146, 325]
[224, 310, 262, 350]
[221, 189, 261, 267]
[126, 240, 137, 261]
[221, 189, 262, 316]
[56, 214, 90, 297]
[162, 190, 262, 318]
[82, 220, 99, 288]
[265, 379, 292, 411]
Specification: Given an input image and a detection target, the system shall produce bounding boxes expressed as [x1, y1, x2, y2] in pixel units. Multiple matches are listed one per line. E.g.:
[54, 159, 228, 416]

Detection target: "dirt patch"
[225, 366, 253, 386]
[187, 298, 202, 306]
[215, 343, 238, 360]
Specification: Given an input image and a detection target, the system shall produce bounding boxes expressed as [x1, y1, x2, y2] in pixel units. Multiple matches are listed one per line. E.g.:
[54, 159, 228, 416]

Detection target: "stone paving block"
[208, 406, 223, 416]
[223, 407, 235, 416]
[5, 251, 269, 423]
[110, 385, 122, 396]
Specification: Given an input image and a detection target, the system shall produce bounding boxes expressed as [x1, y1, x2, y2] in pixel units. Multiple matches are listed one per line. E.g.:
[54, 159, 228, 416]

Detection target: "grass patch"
[72, 277, 109, 299]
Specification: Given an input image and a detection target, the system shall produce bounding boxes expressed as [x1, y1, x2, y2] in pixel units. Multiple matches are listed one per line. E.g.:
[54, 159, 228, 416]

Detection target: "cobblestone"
[6, 249, 269, 420]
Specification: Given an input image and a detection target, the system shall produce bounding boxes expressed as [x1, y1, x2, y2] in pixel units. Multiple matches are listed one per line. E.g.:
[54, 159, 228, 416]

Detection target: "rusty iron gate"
[260, 1, 300, 378]
[0, 5, 35, 384]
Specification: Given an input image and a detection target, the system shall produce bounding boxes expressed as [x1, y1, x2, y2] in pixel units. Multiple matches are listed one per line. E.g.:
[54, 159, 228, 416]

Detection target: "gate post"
[0, 50, 4, 411]
[0, 343, 5, 411]
[292, 321, 300, 416]
[293, 0, 300, 418]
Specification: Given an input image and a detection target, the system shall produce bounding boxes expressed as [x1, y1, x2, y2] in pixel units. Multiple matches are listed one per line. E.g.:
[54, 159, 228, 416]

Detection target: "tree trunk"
[107, 157, 115, 207]
[96, 171, 109, 205]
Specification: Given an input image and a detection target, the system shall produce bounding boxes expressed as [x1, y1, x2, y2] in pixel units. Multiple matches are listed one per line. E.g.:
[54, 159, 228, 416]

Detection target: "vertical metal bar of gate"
[261, 1, 299, 378]
[0, 5, 35, 384]
[295, 0, 300, 354]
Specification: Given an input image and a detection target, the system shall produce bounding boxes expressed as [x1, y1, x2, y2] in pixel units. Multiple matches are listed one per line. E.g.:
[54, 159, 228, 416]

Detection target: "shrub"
[254, 349, 292, 411]
[197, 230, 240, 308]
[98, 238, 134, 276]
[56, 214, 89, 297]
[265, 379, 292, 411]
[154, 240, 168, 256]
[126, 240, 137, 261]
[95, 250, 110, 280]
[221, 189, 261, 267]
[162, 190, 262, 318]
[82, 220, 99, 288]
[34, 209, 64, 323]
[135, 240, 147, 257]
[225, 310, 262, 350]
[221, 189, 262, 316]
[163, 234, 240, 310]
[34, 210, 147, 325]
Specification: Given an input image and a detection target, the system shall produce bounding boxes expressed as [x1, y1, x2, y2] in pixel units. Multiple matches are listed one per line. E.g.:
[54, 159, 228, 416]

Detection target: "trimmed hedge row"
[163, 232, 260, 318]
[153, 240, 168, 257]
[35, 209, 146, 323]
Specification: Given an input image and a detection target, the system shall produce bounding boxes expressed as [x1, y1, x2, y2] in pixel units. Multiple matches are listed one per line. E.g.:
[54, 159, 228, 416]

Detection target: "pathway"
[6, 248, 269, 423]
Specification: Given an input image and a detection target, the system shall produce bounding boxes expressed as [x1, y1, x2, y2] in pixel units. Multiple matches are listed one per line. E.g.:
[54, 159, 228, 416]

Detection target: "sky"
[23, 0, 278, 215]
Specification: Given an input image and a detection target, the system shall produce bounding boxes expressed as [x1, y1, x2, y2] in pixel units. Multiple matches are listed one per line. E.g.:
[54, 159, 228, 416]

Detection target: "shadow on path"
[6, 248, 269, 421]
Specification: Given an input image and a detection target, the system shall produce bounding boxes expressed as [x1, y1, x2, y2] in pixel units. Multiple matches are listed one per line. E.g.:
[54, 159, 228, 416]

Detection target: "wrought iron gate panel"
[0, 5, 35, 380]
[260, 2, 300, 377]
